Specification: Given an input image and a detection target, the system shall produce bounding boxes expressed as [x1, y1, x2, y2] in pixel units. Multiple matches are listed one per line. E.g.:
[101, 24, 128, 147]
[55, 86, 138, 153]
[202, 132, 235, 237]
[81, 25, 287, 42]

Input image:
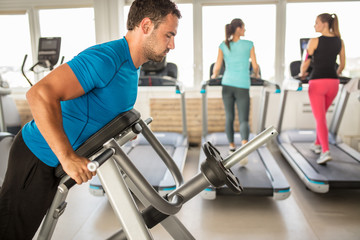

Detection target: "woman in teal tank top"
[211, 18, 260, 166]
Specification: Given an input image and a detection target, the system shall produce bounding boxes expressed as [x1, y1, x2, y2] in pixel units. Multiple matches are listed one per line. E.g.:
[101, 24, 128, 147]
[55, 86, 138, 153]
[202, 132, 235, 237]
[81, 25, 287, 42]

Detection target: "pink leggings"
[308, 79, 340, 152]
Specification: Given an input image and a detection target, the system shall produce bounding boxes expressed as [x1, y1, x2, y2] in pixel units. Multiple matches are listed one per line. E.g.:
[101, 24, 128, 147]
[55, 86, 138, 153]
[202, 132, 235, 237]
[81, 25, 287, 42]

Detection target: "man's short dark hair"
[127, 0, 181, 30]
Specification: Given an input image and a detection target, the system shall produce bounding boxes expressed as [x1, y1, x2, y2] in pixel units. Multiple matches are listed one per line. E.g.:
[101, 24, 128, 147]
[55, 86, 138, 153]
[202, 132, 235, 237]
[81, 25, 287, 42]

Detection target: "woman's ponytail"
[225, 24, 233, 49]
[224, 18, 244, 50]
[318, 13, 341, 38]
[331, 14, 341, 38]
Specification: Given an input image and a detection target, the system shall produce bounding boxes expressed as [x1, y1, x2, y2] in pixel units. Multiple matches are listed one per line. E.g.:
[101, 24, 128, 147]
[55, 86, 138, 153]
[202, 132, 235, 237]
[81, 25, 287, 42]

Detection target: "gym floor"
[34, 140, 360, 240]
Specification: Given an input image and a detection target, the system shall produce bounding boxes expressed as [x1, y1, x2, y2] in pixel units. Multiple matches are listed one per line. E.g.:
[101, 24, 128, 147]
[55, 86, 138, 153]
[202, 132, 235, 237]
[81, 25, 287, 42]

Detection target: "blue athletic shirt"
[219, 40, 253, 89]
[22, 37, 139, 167]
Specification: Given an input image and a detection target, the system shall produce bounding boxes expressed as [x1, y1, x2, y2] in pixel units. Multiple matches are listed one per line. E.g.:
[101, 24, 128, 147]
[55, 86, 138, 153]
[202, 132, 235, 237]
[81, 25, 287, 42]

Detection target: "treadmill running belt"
[127, 145, 175, 188]
[293, 142, 360, 187]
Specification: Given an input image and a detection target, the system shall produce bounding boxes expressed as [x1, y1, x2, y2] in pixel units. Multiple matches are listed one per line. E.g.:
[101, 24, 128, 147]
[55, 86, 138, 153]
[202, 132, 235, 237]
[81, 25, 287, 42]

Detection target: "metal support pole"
[201, 85, 208, 138]
[277, 89, 288, 133]
[179, 88, 188, 138]
[37, 181, 70, 240]
[257, 87, 270, 134]
[329, 85, 350, 138]
[97, 158, 153, 240]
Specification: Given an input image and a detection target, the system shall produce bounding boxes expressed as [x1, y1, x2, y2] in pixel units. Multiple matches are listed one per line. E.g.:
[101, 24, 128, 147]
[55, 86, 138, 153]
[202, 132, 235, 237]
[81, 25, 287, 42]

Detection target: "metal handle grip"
[63, 148, 115, 189]
[87, 148, 115, 172]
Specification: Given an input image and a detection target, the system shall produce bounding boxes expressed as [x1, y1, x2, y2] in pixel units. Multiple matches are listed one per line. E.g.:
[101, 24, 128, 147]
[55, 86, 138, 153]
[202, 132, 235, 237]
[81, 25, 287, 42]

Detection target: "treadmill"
[90, 58, 188, 196]
[198, 63, 291, 200]
[277, 74, 360, 193]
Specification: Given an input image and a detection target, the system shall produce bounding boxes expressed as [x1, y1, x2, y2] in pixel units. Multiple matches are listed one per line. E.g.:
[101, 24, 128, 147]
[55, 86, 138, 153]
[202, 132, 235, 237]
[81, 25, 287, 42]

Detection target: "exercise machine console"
[22, 37, 63, 86]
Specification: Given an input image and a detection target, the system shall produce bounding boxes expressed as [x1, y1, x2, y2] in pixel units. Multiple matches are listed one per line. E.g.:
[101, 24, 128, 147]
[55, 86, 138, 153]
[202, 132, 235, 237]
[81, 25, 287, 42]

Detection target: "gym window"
[0, 13, 32, 88]
[202, 4, 276, 82]
[39, 8, 96, 68]
[285, 1, 360, 78]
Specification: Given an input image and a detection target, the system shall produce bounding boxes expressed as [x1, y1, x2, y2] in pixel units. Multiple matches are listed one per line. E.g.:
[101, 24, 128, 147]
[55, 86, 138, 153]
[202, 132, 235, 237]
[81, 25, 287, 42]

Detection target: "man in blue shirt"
[0, 0, 181, 239]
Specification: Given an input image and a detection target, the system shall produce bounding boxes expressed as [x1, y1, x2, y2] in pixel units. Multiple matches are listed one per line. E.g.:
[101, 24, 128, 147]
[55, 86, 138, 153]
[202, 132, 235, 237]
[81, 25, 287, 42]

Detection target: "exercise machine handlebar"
[21, 55, 33, 87]
[21, 54, 65, 87]
[59, 117, 185, 216]
[62, 148, 116, 189]
[200, 76, 280, 94]
[85, 119, 151, 173]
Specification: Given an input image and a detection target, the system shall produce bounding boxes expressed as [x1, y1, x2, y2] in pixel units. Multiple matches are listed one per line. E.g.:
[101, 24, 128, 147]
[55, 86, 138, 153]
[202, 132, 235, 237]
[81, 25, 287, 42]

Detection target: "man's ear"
[140, 17, 153, 34]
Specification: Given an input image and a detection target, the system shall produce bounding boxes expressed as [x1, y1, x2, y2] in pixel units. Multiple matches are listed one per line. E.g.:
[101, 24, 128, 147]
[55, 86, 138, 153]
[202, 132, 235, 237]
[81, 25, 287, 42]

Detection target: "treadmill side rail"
[257, 146, 291, 200]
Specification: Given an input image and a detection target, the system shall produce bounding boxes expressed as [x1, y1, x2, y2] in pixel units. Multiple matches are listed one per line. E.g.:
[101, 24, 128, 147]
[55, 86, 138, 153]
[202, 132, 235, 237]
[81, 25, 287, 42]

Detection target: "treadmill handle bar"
[200, 77, 280, 93]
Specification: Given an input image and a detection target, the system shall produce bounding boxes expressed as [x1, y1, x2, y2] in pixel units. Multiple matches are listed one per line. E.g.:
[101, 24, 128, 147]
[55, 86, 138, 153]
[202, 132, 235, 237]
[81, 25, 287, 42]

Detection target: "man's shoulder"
[90, 38, 127, 53]
[77, 38, 129, 65]
[104, 38, 127, 48]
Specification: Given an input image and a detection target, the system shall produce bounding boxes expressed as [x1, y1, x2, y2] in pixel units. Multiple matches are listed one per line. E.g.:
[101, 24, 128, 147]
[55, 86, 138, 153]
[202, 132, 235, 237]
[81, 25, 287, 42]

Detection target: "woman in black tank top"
[299, 13, 346, 165]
